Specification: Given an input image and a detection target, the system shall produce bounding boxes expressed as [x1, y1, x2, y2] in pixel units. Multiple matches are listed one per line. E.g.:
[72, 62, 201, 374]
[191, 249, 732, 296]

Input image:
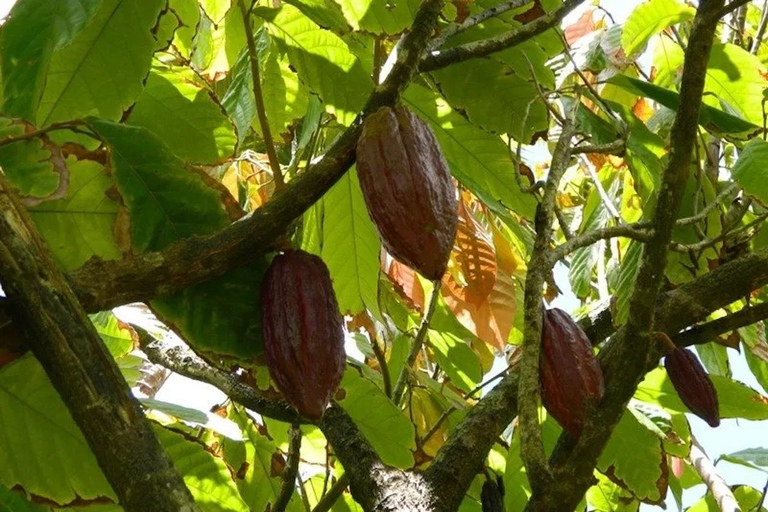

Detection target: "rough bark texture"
[0, 174, 199, 512]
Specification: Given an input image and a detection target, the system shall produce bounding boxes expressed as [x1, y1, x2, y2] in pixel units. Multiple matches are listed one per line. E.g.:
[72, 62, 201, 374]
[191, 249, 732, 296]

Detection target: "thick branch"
[673, 302, 768, 347]
[69, 0, 448, 314]
[428, 0, 530, 50]
[138, 333, 302, 424]
[689, 438, 741, 512]
[419, 0, 584, 72]
[527, 2, 726, 509]
[0, 174, 199, 512]
[518, 118, 576, 492]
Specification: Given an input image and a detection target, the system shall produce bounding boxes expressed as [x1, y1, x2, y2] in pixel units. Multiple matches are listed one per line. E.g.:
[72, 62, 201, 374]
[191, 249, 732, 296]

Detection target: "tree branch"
[418, 0, 585, 72]
[0, 174, 200, 512]
[137, 330, 303, 424]
[311, 474, 351, 512]
[428, 0, 530, 50]
[68, 0, 448, 315]
[552, 224, 652, 261]
[673, 302, 768, 347]
[517, 116, 577, 493]
[689, 438, 741, 512]
[273, 424, 302, 512]
[526, 2, 726, 509]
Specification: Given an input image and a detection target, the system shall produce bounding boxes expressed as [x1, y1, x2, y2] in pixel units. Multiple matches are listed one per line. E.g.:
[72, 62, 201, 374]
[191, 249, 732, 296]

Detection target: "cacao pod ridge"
[261, 250, 346, 420]
[356, 106, 458, 280]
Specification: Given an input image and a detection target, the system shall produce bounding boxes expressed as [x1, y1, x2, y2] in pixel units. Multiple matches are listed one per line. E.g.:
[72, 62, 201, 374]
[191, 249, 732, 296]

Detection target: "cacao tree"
[3, 0, 768, 511]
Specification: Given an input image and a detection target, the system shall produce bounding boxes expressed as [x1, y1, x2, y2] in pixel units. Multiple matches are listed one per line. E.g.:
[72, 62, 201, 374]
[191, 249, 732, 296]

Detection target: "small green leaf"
[732, 138, 768, 205]
[426, 330, 482, 393]
[622, 0, 695, 57]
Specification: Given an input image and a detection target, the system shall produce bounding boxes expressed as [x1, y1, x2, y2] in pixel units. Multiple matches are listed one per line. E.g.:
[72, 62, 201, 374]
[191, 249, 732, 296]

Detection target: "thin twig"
[238, 0, 284, 190]
[571, 139, 625, 155]
[429, 0, 530, 50]
[391, 283, 442, 404]
[678, 183, 739, 226]
[580, 155, 621, 219]
[717, 0, 752, 20]
[273, 424, 302, 512]
[551, 224, 653, 261]
[421, 367, 509, 445]
[0, 120, 90, 150]
[671, 211, 768, 252]
[752, 0, 768, 54]
[419, 0, 585, 72]
[370, 334, 392, 397]
[311, 474, 351, 512]
[555, 206, 573, 240]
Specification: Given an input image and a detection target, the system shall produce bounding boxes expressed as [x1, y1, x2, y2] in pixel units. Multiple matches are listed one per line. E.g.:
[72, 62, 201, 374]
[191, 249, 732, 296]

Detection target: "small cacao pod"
[540, 308, 604, 436]
[261, 250, 346, 420]
[356, 105, 458, 281]
[481, 475, 505, 512]
[664, 347, 720, 427]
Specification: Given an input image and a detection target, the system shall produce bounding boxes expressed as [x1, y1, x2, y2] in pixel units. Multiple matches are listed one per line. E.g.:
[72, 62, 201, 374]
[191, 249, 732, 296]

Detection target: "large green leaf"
[0, 355, 115, 504]
[320, 169, 381, 315]
[597, 409, 665, 504]
[622, 0, 695, 57]
[263, 4, 373, 126]
[154, 426, 249, 512]
[606, 74, 760, 139]
[87, 118, 230, 253]
[636, 367, 768, 420]
[155, 0, 200, 58]
[338, 368, 416, 468]
[0, 0, 102, 120]
[688, 485, 767, 512]
[283, 0, 351, 33]
[612, 241, 643, 326]
[29, 157, 122, 272]
[334, 0, 419, 34]
[88, 118, 266, 357]
[731, 138, 768, 205]
[403, 84, 537, 219]
[192, 4, 246, 79]
[222, 408, 304, 512]
[0, 485, 49, 512]
[128, 63, 237, 164]
[426, 330, 482, 393]
[36, 0, 164, 126]
[433, 59, 548, 140]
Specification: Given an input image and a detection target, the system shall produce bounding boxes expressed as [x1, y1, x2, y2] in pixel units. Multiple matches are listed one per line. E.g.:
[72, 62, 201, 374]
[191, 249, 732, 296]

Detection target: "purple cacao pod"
[540, 308, 605, 436]
[356, 106, 458, 281]
[261, 250, 345, 420]
[665, 347, 720, 427]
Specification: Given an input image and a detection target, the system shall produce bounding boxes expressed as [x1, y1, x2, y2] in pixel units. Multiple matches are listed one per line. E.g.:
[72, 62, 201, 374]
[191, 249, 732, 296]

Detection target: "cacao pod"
[261, 250, 346, 420]
[664, 347, 720, 427]
[356, 106, 458, 281]
[540, 308, 604, 436]
[481, 475, 505, 512]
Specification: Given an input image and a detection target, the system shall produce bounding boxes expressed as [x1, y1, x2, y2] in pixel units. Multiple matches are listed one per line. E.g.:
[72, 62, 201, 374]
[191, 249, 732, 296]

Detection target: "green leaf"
[192, 5, 246, 79]
[141, 398, 243, 440]
[222, 408, 304, 512]
[320, 169, 381, 316]
[598, 409, 665, 503]
[613, 241, 643, 326]
[36, 0, 164, 126]
[283, 0, 351, 33]
[433, 59, 548, 140]
[335, 0, 419, 34]
[622, 0, 695, 57]
[606, 74, 760, 139]
[128, 63, 237, 164]
[586, 472, 639, 512]
[703, 44, 768, 127]
[426, 330, 482, 393]
[0, 119, 66, 204]
[732, 138, 768, 205]
[0, 355, 114, 504]
[29, 156, 122, 272]
[87, 118, 230, 253]
[636, 367, 768, 420]
[155, 0, 200, 57]
[201, 0, 232, 24]
[0, 485, 50, 512]
[154, 426, 250, 512]
[264, 4, 373, 126]
[90, 312, 135, 358]
[0, 0, 102, 120]
[695, 343, 730, 378]
[403, 84, 537, 219]
[338, 368, 416, 468]
[720, 449, 768, 472]
[688, 485, 767, 512]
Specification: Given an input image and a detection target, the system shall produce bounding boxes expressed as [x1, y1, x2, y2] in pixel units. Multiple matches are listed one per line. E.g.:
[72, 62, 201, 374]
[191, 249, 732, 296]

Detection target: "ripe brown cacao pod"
[261, 250, 346, 420]
[540, 308, 604, 436]
[356, 105, 458, 281]
[664, 347, 720, 427]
